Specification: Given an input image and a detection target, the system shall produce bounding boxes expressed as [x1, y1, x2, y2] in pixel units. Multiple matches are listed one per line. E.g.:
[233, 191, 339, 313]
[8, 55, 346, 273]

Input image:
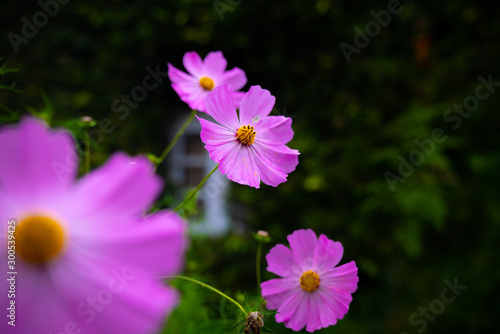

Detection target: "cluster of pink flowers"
[0, 50, 357, 334]
[168, 51, 300, 189]
[169, 51, 358, 332]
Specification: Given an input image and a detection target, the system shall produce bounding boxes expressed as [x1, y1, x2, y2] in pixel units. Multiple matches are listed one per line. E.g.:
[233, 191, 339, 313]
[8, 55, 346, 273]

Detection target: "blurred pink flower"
[261, 229, 358, 332]
[167, 51, 247, 113]
[0, 118, 187, 334]
[198, 84, 299, 188]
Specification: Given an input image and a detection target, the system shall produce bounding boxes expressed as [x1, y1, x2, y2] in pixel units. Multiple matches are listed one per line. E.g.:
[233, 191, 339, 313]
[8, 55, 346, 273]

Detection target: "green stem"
[156, 109, 197, 169]
[174, 164, 219, 212]
[256, 241, 263, 294]
[172, 275, 246, 314]
[84, 130, 90, 174]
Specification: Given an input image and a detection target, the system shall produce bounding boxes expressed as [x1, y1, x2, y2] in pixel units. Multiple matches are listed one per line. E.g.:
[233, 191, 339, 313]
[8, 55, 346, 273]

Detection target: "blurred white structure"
[166, 113, 230, 236]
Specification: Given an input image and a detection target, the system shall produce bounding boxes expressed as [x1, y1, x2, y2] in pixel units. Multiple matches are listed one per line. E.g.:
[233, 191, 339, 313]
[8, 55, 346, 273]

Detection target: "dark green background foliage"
[1, 0, 499, 333]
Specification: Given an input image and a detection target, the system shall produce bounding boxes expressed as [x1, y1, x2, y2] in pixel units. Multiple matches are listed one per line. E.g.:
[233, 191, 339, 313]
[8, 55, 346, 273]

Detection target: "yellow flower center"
[300, 270, 320, 292]
[199, 76, 215, 91]
[14, 215, 66, 264]
[236, 125, 256, 145]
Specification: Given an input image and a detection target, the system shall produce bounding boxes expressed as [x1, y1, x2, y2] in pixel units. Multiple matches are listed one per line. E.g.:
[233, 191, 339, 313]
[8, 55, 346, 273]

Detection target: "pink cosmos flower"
[167, 51, 247, 113]
[198, 83, 299, 188]
[261, 229, 358, 332]
[0, 118, 187, 334]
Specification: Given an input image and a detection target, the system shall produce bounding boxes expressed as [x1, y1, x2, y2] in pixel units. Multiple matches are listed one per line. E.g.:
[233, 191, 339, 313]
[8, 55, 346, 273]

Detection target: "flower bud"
[253, 230, 271, 243]
[244, 311, 264, 334]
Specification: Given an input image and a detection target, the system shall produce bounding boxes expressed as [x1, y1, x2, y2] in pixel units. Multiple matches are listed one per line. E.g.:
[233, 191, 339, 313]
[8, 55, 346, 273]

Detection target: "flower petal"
[250, 143, 299, 187]
[0, 117, 77, 207]
[255, 116, 294, 145]
[167, 63, 196, 83]
[261, 278, 298, 296]
[314, 289, 340, 328]
[286, 292, 316, 332]
[236, 147, 261, 188]
[311, 262, 358, 324]
[171, 82, 207, 112]
[320, 261, 359, 294]
[265, 244, 302, 277]
[198, 116, 235, 147]
[203, 51, 227, 75]
[304, 293, 323, 332]
[239, 86, 275, 125]
[86, 211, 188, 276]
[255, 159, 288, 187]
[169, 61, 211, 112]
[0, 195, 13, 242]
[75, 277, 178, 334]
[199, 115, 242, 167]
[232, 91, 245, 109]
[287, 229, 318, 271]
[261, 278, 299, 309]
[0, 262, 75, 333]
[255, 142, 299, 174]
[218, 145, 260, 188]
[56, 260, 177, 334]
[222, 67, 247, 91]
[273, 289, 301, 322]
[317, 286, 354, 322]
[182, 51, 204, 77]
[205, 83, 241, 130]
[69, 153, 162, 228]
[215, 141, 260, 189]
[275, 289, 307, 329]
[314, 234, 344, 274]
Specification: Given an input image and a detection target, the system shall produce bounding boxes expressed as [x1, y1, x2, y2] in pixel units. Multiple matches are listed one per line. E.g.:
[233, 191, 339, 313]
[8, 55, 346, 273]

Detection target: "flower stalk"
[256, 241, 263, 294]
[172, 275, 246, 314]
[174, 163, 219, 212]
[254, 230, 270, 295]
[84, 129, 90, 174]
[155, 109, 197, 169]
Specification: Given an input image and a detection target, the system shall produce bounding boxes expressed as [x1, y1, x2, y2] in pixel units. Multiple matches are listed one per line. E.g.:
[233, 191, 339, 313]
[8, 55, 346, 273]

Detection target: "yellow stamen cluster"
[300, 270, 320, 292]
[14, 216, 65, 264]
[236, 125, 256, 145]
[199, 76, 215, 91]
